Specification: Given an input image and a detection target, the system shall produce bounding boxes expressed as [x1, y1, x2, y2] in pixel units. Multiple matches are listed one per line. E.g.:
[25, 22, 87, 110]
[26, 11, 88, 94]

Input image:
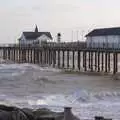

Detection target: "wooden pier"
[0, 44, 119, 74]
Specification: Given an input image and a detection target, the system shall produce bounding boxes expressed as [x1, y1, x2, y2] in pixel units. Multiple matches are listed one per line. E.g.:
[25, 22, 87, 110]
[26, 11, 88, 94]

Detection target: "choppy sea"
[1, 57, 120, 120]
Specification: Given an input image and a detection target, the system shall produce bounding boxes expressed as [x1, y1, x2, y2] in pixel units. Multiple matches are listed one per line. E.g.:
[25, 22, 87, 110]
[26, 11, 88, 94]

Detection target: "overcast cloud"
[0, 0, 120, 43]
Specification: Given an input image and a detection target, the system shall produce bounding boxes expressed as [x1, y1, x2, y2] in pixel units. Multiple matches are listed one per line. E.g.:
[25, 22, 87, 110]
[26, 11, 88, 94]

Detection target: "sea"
[0, 53, 120, 120]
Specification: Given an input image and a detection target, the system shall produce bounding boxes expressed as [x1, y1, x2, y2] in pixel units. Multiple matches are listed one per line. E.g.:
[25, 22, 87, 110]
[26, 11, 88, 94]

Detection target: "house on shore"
[86, 27, 120, 49]
[18, 26, 53, 45]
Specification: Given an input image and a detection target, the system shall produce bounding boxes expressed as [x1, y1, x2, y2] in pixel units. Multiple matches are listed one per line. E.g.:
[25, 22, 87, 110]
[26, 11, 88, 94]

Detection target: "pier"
[0, 43, 119, 74]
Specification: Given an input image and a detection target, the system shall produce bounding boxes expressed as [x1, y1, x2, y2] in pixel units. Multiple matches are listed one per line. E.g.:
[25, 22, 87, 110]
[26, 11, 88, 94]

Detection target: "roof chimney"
[57, 33, 61, 43]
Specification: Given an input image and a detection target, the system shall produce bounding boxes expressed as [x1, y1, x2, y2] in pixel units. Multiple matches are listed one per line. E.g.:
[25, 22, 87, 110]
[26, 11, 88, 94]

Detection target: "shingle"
[86, 27, 120, 37]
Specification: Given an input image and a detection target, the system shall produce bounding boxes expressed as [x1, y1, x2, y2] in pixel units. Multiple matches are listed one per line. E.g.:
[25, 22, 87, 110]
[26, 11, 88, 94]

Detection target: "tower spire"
[35, 25, 38, 32]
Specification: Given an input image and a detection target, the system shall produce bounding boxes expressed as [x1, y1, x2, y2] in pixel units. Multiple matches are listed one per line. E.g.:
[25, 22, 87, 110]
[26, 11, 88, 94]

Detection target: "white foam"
[0, 61, 120, 119]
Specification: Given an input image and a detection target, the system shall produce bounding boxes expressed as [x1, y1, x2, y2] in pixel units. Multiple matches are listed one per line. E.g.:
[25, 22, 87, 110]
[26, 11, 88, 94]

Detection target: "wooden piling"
[113, 52, 116, 74]
[22, 49, 26, 63]
[101, 51, 104, 71]
[84, 51, 87, 71]
[10, 49, 13, 61]
[95, 52, 97, 71]
[105, 52, 108, 72]
[115, 52, 118, 73]
[17, 47, 21, 63]
[13, 48, 16, 62]
[3, 48, 7, 60]
[88, 51, 91, 69]
[33, 48, 36, 64]
[108, 52, 110, 72]
[54, 51, 56, 65]
[62, 50, 65, 68]
[83, 51, 85, 68]
[97, 51, 100, 72]
[90, 51, 93, 71]
[7, 48, 10, 60]
[50, 50, 53, 65]
[36, 50, 40, 64]
[30, 49, 33, 63]
[53, 50, 56, 68]
[72, 50, 75, 69]
[46, 50, 49, 64]
[40, 50, 43, 64]
[58, 50, 60, 68]
[15, 49, 19, 62]
[77, 50, 80, 70]
[48, 49, 51, 65]
[67, 50, 69, 68]
[27, 49, 30, 63]
[44, 50, 47, 64]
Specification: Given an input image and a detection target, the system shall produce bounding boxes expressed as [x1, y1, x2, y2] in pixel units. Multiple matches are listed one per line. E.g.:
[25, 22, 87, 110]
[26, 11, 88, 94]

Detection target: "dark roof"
[86, 27, 120, 37]
[23, 32, 52, 40]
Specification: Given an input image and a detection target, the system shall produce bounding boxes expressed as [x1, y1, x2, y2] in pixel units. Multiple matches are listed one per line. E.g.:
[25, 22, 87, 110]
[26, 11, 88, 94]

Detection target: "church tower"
[35, 25, 38, 32]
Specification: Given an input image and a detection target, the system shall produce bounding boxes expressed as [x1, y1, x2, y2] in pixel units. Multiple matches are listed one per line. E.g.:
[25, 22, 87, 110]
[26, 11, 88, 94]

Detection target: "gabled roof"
[86, 27, 120, 37]
[23, 32, 53, 40]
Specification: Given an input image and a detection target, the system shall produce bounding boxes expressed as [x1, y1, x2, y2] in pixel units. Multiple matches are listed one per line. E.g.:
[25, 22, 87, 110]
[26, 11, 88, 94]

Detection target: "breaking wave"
[0, 59, 120, 119]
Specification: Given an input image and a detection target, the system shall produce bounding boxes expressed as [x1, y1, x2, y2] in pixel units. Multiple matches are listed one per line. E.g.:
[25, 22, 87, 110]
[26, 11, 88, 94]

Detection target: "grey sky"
[0, 0, 120, 43]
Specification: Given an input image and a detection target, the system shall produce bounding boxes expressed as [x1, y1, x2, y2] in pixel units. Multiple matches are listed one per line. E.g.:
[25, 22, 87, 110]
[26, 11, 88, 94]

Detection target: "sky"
[0, 0, 120, 43]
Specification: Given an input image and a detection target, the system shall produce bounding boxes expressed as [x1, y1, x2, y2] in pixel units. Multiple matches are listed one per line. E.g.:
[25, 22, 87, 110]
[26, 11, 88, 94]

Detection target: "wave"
[0, 90, 120, 119]
[66, 89, 120, 104]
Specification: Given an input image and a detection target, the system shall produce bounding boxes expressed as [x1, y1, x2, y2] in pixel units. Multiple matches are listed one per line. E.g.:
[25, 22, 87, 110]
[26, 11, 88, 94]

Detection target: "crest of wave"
[66, 89, 120, 105]
[0, 58, 61, 77]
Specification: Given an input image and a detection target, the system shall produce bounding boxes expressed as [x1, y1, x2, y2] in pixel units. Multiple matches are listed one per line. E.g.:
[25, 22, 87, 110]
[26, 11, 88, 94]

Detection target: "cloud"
[0, 0, 120, 43]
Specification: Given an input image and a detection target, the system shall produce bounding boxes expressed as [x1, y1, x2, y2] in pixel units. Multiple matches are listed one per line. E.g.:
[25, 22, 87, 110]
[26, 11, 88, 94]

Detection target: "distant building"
[86, 27, 120, 48]
[18, 25, 53, 45]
